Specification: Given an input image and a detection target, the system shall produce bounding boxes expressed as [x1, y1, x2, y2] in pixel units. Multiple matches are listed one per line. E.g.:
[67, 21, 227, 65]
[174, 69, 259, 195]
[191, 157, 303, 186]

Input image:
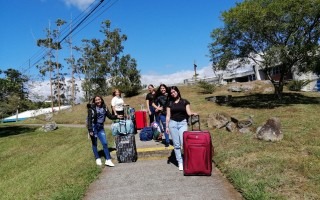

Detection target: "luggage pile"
[112, 105, 138, 163]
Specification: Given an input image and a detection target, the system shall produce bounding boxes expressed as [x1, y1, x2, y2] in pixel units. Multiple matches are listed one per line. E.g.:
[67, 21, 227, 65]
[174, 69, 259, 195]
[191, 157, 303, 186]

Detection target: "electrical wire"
[20, 0, 110, 76]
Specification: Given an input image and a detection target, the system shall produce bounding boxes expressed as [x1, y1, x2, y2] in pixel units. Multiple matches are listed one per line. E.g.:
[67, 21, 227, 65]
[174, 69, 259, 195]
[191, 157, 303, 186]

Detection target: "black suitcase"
[115, 134, 138, 163]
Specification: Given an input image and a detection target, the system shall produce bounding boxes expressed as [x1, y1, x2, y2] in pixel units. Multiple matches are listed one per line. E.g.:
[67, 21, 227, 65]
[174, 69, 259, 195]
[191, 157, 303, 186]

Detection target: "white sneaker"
[96, 158, 102, 166]
[178, 163, 183, 171]
[105, 159, 115, 167]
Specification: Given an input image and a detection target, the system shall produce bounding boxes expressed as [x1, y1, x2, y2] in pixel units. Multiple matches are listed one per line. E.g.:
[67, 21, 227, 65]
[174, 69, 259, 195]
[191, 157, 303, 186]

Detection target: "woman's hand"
[89, 131, 94, 136]
[166, 128, 170, 134]
[117, 115, 123, 119]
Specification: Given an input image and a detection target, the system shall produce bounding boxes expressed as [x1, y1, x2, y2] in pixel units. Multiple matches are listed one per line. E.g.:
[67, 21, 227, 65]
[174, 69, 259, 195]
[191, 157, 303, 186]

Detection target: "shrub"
[286, 80, 312, 91]
[197, 80, 215, 94]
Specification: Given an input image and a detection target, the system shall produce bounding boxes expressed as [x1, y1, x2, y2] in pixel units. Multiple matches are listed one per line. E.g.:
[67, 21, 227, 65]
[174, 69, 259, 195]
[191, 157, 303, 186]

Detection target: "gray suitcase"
[115, 134, 138, 163]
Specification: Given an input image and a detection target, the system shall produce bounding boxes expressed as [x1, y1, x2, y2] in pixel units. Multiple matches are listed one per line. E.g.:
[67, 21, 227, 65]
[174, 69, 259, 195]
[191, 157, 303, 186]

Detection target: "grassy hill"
[6, 81, 320, 199]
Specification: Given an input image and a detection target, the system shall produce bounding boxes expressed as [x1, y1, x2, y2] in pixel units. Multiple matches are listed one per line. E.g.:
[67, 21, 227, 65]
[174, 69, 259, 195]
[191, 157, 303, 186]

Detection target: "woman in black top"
[145, 84, 156, 124]
[166, 86, 197, 171]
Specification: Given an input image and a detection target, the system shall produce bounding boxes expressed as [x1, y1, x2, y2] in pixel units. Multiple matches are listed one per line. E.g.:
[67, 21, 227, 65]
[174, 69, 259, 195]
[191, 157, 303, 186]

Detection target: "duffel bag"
[139, 127, 154, 141]
[111, 120, 134, 136]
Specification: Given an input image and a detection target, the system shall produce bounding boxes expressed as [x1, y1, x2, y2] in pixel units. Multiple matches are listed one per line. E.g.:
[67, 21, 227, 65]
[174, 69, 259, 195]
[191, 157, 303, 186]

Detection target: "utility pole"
[49, 20, 54, 113]
[70, 17, 75, 107]
[194, 60, 198, 81]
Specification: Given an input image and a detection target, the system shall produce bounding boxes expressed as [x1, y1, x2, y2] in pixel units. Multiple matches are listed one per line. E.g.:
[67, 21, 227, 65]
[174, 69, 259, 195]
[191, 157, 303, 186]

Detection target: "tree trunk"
[274, 69, 286, 100]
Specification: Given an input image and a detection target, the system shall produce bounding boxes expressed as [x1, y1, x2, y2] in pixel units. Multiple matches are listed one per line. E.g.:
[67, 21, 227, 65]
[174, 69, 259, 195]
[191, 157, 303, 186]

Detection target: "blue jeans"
[156, 113, 169, 144]
[149, 105, 155, 125]
[169, 119, 188, 164]
[90, 123, 111, 160]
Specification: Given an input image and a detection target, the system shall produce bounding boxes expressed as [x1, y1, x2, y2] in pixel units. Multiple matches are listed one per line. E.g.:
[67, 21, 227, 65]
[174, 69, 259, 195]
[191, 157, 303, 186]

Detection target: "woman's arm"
[186, 104, 197, 116]
[105, 107, 121, 120]
[146, 99, 150, 114]
[87, 108, 94, 135]
[166, 107, 171, 133]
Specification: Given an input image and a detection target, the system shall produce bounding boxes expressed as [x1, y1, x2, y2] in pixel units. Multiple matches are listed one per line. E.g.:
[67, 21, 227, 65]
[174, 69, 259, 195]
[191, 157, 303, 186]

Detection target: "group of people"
[146, 84, 197, 171]
[87, 85, 197, 171]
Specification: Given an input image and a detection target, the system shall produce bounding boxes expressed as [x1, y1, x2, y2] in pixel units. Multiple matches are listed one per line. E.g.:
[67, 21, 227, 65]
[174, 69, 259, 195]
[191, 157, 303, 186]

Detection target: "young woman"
[145, 84, 156, 125]
[111, 89, 125, 117]
[87, 95, 123, 166]
[152, 84, 170, 147]
[166, 86, 197, 171]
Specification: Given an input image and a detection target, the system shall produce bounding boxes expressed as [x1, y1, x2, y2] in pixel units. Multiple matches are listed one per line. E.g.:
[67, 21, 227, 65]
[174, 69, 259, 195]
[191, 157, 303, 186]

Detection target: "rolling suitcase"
[183, 115, 213, 176]
[115, 134, 138, 163]
[135, 110, 147, 130]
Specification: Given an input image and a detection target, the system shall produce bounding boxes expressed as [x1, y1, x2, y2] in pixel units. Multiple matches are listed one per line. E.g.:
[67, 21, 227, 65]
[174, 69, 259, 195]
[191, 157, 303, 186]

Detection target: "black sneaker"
[165, 143, 169, 148]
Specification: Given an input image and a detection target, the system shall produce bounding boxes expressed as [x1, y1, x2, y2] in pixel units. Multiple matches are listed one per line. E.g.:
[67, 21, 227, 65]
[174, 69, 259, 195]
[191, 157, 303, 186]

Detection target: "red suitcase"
[135, 111, 147, 130]
[183, 115, 213, 176]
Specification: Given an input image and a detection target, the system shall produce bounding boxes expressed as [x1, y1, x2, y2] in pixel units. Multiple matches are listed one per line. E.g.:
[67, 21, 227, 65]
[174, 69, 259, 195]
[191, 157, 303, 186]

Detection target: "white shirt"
[111, 96, 124, 111]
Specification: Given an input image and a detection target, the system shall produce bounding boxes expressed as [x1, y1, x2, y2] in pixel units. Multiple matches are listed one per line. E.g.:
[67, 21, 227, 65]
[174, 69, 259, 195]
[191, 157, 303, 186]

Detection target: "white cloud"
[28, 78, 84, 103]
[141, 64, 216, 86]
[62, 0, 95, 11]
[28, 64, 217, 102]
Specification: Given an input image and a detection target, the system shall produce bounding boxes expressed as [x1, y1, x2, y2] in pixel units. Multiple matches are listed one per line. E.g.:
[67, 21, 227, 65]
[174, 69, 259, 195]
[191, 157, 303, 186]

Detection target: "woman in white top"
[111, 89, 125, 117]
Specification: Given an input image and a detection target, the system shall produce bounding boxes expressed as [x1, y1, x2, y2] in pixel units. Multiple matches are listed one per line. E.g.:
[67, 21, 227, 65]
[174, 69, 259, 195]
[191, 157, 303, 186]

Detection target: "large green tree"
[209, 0, 320, 98]
[0, 69, 30, 118]
[77, 20, 141, 100]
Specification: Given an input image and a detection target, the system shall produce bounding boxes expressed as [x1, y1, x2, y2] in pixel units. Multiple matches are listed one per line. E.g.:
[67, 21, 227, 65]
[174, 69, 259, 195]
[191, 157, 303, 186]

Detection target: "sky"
[0, 0, 241, 91]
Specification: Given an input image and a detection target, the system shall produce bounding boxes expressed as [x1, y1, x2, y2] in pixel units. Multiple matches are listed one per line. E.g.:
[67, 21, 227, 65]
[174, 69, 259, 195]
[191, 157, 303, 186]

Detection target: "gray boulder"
[256, 117, 283, 142]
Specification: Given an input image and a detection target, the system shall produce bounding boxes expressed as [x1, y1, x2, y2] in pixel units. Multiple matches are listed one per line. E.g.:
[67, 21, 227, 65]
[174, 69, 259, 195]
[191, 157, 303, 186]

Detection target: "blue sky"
[0, 0, 241, 85]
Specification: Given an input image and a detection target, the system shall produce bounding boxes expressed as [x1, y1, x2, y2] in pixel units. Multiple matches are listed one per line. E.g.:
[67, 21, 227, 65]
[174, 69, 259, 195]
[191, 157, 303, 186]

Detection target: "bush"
[197, 80, 215, 94]
[286, 80, 312, 91]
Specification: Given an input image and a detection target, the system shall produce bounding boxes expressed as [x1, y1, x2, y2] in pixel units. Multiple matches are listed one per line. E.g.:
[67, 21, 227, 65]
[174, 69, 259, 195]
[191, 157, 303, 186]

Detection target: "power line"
[21, 0, 109, 75]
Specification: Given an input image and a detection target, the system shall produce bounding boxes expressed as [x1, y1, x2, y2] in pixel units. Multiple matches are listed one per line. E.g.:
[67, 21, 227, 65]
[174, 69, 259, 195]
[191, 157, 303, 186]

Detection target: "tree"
[209, 0, 320, 99]
[76, 20, 141, 100]
[37, 19, 67, 109]
[0, 68, 29, 118]
[110, 54, 141, 97]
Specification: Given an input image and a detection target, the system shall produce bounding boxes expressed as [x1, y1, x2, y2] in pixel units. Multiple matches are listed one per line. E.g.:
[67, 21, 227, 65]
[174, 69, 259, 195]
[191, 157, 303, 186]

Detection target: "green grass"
[5, 81, 320, 199]
[0, 125, 105, 200]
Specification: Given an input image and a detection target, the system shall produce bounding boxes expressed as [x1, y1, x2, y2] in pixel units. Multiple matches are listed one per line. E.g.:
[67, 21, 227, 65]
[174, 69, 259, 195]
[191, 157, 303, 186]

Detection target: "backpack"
[151, 121, 162, 140]
[139, 127, 154, 141]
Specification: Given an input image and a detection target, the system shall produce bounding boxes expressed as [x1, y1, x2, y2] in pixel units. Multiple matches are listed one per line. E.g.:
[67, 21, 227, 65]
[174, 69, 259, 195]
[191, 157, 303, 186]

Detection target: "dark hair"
[155, 83, 169, 98]
[92, 95, 106, 107]
[170, 86, 182, 99]
[148, 84, 154, 88]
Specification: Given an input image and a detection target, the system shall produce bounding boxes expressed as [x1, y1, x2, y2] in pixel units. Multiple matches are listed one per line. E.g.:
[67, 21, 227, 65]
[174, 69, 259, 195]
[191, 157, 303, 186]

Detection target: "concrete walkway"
[83, 133, 243, 200]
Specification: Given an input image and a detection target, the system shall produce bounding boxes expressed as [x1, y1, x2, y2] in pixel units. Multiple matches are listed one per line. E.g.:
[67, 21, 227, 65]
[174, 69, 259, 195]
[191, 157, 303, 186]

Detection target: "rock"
[41, 121, 58, 132]
[226, 121, 237, 132]
[228, 86, 242, 92]
[207, 112, 230, 129]
[238, 127, 252, 134]
[237, 116, 253, 129]
[256, 117, 283, 142]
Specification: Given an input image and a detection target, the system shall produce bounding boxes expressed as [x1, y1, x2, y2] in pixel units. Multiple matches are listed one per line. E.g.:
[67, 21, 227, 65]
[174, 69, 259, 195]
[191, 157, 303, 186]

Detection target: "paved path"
[83, 133, 243, 200]
[23, 124, 243, 199]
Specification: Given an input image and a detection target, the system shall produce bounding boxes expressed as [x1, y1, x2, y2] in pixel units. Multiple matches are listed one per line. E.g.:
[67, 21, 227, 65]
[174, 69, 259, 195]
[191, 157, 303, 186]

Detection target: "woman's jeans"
[156, 113, 169, 144]
[169, 119, 188, 164]
[90, 123, 111, 160]
[148, 106, 155, 125]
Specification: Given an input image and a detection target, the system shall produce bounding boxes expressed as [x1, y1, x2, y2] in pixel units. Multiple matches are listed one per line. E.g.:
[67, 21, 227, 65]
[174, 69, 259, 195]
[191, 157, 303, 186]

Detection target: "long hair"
[170, 86, 182, 100]
[91, 95, 106, 107]
[155, 83, 169, 98]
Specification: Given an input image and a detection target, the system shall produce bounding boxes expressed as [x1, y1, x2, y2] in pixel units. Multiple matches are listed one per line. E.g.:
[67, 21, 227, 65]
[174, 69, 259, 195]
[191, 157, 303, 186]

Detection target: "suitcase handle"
[190, 114, 200, 131]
